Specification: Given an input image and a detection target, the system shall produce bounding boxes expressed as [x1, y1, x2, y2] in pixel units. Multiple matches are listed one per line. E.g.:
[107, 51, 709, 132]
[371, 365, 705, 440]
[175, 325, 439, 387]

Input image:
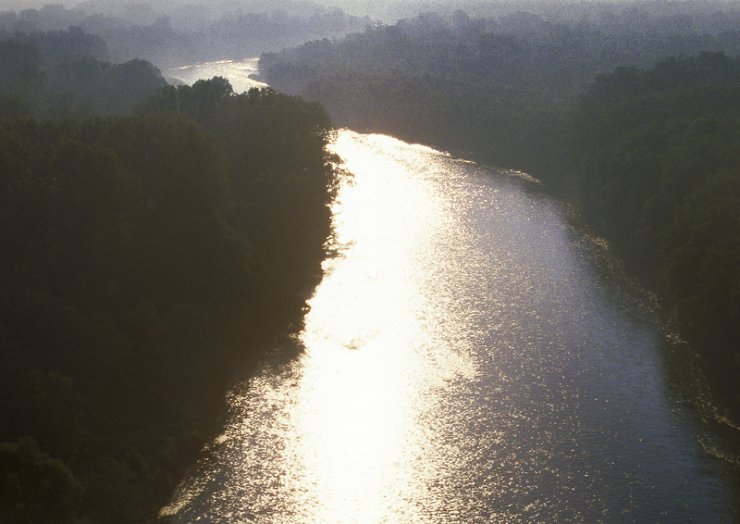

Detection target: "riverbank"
[341, 120, 740, 438]
[0, 82, 337, 523]
[162, 129, 739, 522]
[166, 59, 268, 93]
[262, 49, 740, 439]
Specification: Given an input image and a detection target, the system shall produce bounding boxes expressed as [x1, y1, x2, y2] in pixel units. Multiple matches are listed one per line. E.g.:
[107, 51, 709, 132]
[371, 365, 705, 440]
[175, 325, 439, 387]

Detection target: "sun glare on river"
[162, 130, 477, 522]
[163, 128, 734, 523]
[283, 132, 459, 521]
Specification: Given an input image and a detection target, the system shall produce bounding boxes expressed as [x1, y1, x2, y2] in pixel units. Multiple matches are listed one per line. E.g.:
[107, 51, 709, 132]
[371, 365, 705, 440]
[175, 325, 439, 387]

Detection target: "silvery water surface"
[162, 61, 739, 523]
[167, 58, 268, 92]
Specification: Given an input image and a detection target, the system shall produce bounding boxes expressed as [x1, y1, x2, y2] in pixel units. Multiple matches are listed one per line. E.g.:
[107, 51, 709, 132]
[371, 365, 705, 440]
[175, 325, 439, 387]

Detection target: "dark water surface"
[163, 129, 738, 523]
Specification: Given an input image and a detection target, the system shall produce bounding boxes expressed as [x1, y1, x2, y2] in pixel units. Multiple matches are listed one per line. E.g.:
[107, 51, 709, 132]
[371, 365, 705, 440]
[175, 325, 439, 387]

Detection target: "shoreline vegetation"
[0, 27, 337, 523]
[261, 10, 740, 423]
[0, 2, 371, 69]
[1, 2, 739, 521]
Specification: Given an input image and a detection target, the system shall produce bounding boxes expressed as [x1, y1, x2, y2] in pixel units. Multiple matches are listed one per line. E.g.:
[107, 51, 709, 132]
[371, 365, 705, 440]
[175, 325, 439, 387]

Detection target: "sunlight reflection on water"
[162, 130, 736, 523]
[167, 58, 268, 93]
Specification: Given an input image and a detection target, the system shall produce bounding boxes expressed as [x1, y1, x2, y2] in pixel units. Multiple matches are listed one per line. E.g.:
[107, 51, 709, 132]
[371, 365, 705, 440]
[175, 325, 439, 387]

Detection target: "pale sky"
[0, 0, 478, 13]
[0, 0, 572, 23]
[0, 0, 439, 23]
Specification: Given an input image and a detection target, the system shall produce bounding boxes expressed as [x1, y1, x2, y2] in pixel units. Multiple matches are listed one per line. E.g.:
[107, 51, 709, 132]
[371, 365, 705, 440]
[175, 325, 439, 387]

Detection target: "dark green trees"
[571, 54, 740, 403]
[0, 29, 167, 118]
[140, 80, 336, 321]
[263, 15, 740, 414]
[0, 79, 336, 522]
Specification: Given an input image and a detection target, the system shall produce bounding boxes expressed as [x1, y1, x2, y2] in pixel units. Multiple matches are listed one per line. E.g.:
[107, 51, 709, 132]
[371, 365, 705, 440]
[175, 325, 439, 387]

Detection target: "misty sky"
[0, 0, 420, 7]
[0, 0, 488, 17]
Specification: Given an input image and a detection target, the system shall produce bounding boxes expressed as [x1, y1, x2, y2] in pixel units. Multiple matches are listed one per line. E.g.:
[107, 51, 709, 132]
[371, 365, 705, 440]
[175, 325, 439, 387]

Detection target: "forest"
[261, 7, 740, 415]
[571, 53, 740, 409]
[261, 6, 740, 174]
[0, 1, 371, 68]
[0, 27, 166, 118]
[0, 30, 336, 523]
[2, 1, 740, 521]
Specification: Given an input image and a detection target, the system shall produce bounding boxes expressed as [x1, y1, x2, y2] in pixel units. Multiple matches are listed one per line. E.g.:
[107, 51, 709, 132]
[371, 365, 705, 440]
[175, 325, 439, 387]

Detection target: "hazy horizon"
[0, 0, 669, 16]
[0, 0, 451, 21]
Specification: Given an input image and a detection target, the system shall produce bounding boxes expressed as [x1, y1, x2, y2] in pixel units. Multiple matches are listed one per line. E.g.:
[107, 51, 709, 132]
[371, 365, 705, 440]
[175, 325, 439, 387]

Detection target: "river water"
[162, 65, 738, 523]
[167, 58, 268, 92]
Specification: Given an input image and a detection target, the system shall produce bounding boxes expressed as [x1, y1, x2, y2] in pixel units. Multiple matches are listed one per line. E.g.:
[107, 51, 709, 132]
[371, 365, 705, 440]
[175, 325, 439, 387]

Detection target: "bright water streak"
[167, 58, 268, 93]
[163, 130, 737, 522]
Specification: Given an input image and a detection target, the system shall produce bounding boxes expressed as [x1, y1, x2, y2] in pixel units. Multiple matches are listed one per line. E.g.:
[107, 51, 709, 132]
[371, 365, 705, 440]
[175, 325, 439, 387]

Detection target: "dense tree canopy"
[262, 16, 740, 416]
[2, 3, 740, 520]
[0, 17, 342, 523]
[570, 54, 740, 403]
[0, 29, 167, 117]
[0, 2, 371, 68]
[0, 76, 336, 522]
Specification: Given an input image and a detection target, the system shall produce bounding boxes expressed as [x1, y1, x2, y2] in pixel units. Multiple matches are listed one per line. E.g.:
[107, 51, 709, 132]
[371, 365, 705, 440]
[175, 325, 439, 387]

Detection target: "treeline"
[261, 11, 740, 415]
[0, 2, 371, 68]
[0, 33, 336, 524]
[321, 0, 740, 25]
[261, 9, 740, 177]
[0, 28, 166, 118]
[570, 53, 740, 408]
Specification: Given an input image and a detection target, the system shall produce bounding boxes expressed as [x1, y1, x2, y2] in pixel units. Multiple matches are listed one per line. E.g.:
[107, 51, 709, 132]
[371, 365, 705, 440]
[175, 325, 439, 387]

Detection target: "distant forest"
[2, 2, 740, 521]
[0, 25, 336, 523]
[0, 1, 371, 67]
[0, 28, 166, 118]
[261, 5, 740, 416]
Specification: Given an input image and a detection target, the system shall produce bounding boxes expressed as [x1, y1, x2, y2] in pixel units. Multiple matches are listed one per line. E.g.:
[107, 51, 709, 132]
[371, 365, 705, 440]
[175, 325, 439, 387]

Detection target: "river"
[161, 63, 739, 523]
[167, 58, 268, 92]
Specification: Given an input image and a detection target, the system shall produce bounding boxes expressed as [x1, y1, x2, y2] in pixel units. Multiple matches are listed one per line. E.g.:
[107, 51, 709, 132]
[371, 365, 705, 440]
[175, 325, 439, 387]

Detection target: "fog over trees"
[262, 2, 740, 419]
[1, 0, 739, 521]
[0, 4, 338, 521]
[0, 1, 371, 67]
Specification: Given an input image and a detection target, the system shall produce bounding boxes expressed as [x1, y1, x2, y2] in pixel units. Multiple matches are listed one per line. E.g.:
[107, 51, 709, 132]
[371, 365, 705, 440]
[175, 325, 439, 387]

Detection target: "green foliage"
[261, 22, 575, 177]
[47, 57, 167, 116]
[0, 95, 31, 120]
[570, 53, 740, 402]
[0, 37, 44, 96]
[0, 3, 370, 67]
[0, 78, 336, 521]
[260, 12, 740, 178]
[263, 15, 740, 413]
[0, 438, 83, 524]
[140, 81, 336, 321]
[0, 29, 165, 118]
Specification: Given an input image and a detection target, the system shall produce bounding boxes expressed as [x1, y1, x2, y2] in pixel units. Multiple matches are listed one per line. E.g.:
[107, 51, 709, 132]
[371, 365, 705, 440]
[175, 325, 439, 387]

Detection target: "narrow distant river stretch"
[163, 64, 739, 522]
